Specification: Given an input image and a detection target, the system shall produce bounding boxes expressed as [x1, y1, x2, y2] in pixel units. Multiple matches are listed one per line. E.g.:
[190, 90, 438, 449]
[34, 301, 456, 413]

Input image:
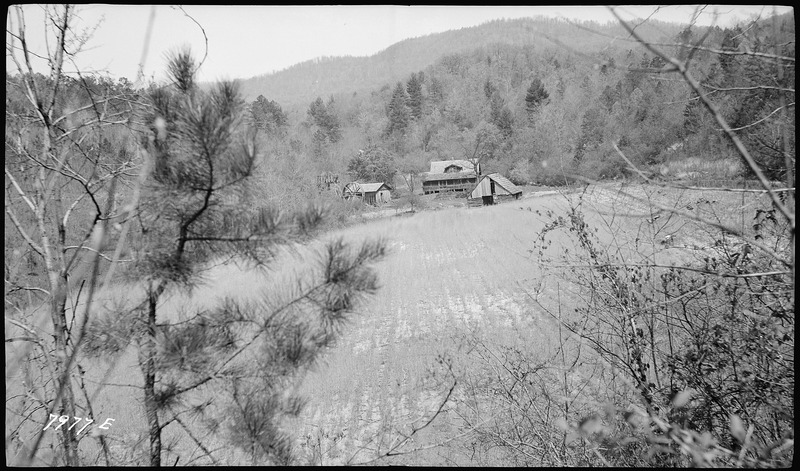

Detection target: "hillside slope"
[237, 17, 680, 108]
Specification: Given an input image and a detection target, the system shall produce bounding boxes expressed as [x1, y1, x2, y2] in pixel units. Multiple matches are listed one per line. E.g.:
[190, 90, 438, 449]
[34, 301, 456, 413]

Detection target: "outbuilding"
[342, 182, 392, 205]
[469, 173, 522, 205]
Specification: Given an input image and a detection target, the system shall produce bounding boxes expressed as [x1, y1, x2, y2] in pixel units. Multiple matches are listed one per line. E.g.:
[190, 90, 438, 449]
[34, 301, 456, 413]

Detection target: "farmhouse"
[469, 173, 522, 205]
[422, 159, 481, 195]
[342, 182, 392, 205]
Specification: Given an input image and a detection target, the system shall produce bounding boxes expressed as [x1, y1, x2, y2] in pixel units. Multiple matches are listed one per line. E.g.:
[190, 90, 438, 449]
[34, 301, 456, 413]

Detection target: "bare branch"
[725, 102, 795, 132]
[5, 165, 38, 212]
[63, 245, 132, 263]
[173, 6, 208, 74]
[608, 7, 794, 229]
[5, 204, 45, 257]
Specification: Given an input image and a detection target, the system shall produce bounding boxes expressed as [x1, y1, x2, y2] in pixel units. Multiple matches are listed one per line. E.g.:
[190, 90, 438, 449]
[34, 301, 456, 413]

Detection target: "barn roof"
[357, 182, 391, 193]
[481, 173, 522, 194]
[428, 159, 479, 174]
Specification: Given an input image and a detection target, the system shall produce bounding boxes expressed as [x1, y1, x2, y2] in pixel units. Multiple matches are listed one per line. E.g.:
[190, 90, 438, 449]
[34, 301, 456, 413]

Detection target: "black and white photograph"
[5, 4, 794, 466]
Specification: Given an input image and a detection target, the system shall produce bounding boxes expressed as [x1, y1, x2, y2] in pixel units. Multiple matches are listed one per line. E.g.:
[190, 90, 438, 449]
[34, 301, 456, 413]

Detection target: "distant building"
[342, 182, 392, 205]
[422, 159, 480, 195]
[469, 173, 522, 205]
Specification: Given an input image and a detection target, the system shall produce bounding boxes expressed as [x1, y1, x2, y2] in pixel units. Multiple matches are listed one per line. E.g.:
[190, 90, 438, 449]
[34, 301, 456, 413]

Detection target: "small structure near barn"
[469, 173, 522, 206]
[422, 159, 480, 195]
[317, 172, 341, 196]
[317, 172, 340, 191]
[342, 182, 392, 205]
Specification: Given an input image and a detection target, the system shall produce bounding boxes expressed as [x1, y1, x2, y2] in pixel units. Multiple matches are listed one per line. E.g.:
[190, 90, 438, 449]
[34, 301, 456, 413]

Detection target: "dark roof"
[485, 173, 522, 194]
[358, 182, 391, 192]
[429, 159, 478, 174]
[343, 182, 391, 194]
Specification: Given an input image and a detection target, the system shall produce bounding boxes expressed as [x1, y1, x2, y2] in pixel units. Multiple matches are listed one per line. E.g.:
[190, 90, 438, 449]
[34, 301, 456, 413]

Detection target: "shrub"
[529, 187, 793, 467]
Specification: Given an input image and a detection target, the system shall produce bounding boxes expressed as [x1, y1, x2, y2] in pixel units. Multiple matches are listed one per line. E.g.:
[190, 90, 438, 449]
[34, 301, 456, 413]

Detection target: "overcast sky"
[7, 5, 793, 83]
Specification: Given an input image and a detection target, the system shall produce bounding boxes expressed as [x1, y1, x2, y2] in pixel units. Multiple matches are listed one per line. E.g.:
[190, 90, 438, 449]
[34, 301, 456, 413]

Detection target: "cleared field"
[9, 183, 775, 465]
[287, 194, 575, 465]
[72, 193, 566, 465]
[286, 183, 778, 465]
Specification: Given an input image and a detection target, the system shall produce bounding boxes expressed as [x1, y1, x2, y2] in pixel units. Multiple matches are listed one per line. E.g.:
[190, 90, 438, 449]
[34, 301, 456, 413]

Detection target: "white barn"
[469, 173, 522, 205]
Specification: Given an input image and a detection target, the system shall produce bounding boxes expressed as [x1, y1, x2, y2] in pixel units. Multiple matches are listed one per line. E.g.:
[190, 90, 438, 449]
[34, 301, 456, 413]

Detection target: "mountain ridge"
[233, 16, 680, 109]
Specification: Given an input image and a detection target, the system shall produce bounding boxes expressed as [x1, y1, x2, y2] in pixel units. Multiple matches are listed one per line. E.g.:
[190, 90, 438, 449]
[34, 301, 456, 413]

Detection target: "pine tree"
[525, 78, 549, 117]
[484, 79, 497, 100]
[307, 96, 341, 144]
[386, 81, 411, 136]
[406, 72, 424, 120]
[575, 105, 607, 162]
[428, 75, 445, 105]
[489, 94, 514, 138]
[86, 50, 387, 466]
[250, 95, 287, 133]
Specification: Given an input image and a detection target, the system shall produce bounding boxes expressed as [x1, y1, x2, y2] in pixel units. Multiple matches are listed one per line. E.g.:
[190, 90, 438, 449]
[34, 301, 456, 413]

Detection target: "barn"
[468, 173, 522, 205]
[342, 182, 392, 205]
[422, 159, 481, 195]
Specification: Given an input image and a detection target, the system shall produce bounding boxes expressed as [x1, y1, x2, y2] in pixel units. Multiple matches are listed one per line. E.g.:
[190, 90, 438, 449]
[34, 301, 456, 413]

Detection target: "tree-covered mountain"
[238, 17, 683, 109]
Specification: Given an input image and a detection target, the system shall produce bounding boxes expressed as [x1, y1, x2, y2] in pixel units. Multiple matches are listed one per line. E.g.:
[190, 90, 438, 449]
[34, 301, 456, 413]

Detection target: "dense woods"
[6, 6, 794, 467]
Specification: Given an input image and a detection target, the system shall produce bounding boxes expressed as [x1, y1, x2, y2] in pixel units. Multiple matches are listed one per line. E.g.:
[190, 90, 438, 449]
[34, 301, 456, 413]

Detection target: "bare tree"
[397, 152, 428, 212]
[457, 121, 501, 177]
[6, 4, 139, 465]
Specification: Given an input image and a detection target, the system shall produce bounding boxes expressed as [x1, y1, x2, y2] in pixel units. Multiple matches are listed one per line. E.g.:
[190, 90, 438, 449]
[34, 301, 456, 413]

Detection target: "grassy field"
[57, 191, 568, 465]
[285, 182, 779, 465]
[289, 195, 569, 465]
[7, 182, 779, 465]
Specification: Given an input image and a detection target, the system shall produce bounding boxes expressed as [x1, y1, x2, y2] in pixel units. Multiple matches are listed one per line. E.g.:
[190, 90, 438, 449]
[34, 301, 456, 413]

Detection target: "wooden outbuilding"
[469, 173, 522, 205]
[342, 182, 392, 205]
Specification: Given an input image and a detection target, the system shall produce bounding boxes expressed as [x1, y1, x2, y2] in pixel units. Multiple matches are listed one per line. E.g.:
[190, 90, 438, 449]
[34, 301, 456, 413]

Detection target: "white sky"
[6, 4, 793, 83]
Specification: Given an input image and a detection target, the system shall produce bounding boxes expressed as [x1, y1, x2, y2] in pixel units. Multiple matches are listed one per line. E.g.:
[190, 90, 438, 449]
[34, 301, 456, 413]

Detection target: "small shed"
[342, 182, 392, 205]
[469, 173, 522, 205]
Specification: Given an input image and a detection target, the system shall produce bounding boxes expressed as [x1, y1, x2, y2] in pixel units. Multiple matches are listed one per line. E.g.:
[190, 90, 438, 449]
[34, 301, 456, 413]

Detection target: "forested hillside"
[242, 12, 794, 207]
[239, 17, 683, 108]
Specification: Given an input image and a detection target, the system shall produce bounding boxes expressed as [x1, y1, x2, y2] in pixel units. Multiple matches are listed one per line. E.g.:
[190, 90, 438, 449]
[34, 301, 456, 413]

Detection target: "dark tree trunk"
[142, 287, 162, 466]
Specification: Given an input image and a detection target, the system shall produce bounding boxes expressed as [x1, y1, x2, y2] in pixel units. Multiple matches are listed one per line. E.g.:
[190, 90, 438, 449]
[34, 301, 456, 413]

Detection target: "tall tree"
[307, 96, 341, 144]
[524, 77, 549, 118]
[6, 5, 137, 465]
[89, 50, 387, 466]
[428, 75, 445, 106]
[489, 93, 515, 138]
[574, 105, 608, 163]
[386, 82, 411, 137]
[250, 94, 288, 134]
[458, 121, 502, 176]
[406, 72, 424, 120]
[347, 146, 397, 183]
